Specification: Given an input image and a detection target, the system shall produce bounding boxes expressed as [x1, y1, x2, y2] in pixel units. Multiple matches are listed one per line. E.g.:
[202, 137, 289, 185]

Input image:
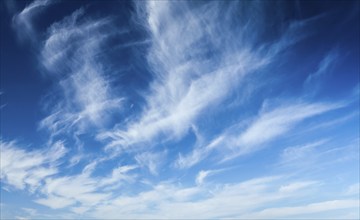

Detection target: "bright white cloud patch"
[0, 140, 67, 191]
[231, 102, 344, 155]
[195, 169, 220, 185]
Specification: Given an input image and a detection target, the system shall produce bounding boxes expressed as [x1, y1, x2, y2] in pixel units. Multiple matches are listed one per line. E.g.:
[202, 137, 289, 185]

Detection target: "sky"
[0, 0, 359, 219]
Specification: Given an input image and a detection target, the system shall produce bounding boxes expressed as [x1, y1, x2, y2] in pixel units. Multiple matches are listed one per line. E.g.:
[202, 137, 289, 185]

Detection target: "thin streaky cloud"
[1, 1, 358, 219]
[278, 181, 319, 193]
[240, 199, 359, 219]
[98, 1, 315, 153]
[177, 100, 344, 168]
[305, 49, 339, 86]
[0, 140, 67, 191]
[12, 0, 56, 42]
[195, 169, 227, 185]
[39, 8, 124, 136]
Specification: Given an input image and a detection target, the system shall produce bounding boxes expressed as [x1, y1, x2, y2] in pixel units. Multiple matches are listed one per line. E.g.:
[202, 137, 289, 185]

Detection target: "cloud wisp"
[35, 164, 137, 211]
[12, 0, 55, 42]
[38, 9, 124, 136]
[305, 49, 339, 85]
[0, 139, 138, 213]
[86, 175, 356, 219]
[176, 100, 344, 168]
[98, 1, 312, 152]
[0, 140, 67, 191]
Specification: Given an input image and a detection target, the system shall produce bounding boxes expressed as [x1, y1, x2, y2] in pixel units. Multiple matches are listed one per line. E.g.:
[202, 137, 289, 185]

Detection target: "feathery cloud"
[176, 101, 344, 168]
[0, 140, 67, 191]
[12, 0, 55, 42]
[38, 9, 124, 136]
[98, 1, 310, 152]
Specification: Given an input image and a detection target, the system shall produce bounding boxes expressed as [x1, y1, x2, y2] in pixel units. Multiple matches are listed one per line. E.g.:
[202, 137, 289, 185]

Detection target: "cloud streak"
[98, 1, 312, 152]
[38, 9, 124, 136]
[12, 0, 55, 42]
[176, 101, 344, 168]
[305, 49, 339, 85]
[241, 199, 359, 219]
[0, 140, 67, 191]
[86, 175, 355, 219]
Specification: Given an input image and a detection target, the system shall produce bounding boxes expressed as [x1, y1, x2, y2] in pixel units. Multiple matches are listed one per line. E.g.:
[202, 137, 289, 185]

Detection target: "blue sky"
[0, 0, 359, 219]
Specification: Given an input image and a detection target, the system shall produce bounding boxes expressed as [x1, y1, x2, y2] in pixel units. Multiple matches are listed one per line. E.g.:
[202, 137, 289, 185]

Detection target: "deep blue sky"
[1, 0, 359, 219]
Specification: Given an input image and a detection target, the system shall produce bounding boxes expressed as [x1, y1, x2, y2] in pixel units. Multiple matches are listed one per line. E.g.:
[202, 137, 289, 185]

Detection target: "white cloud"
[303, 111, 358, 133]
[2, 2, 358, 219]
[35, 195, 76, 209]
[35, 164, 137, 210]
[87, 175, 332, 219]
[176, 101, 343, 168]
[280, 140, 328, 165]
[0, 140, 67, 190]
[98, 1, 309, 152]
[236, 102, 341, 149]
[241, 199, 359, 219]
[15, 217, 29, 220]
[38, 8, 124, 136]
[279, 181, 318, 193]
[135, 151, 166, 175]
[0, 91, 6, 110]
[98, 165, 138, 188]
[195, 169, 220, 185]
[225, 102, 345, 161]
[305, 49, 338, 85]
[278, 138, 359, 171]
[12, 0, 55, 42]
[1, 137, 356, 219]
[175, 135, 225, 169]
[0, 140, 137, 212]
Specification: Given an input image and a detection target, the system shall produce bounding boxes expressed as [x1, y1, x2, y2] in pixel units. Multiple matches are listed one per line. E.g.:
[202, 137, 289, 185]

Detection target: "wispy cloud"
[38, 9, 124, 136]
[12, 0, 56, 42]
[303, 110, 358, 134]
[35, 164, 137, 210]
[279, 181, 318, 193]
[98, 1, 311, 153]
[235, 102, 342, 150]
[175, 135, 225, 169]
[195, 169, 224, 185]
[0, 140, 137, 212]
[176, 101, 344, 168]
[0, 140, 67, 191]
[279, 137, 359, 172]
[305, 49, 339, 85]
[1, 1, 358, 219]
[240, 199, 358, 219]
[135, 151, 166, 175]
[0, 91, 6, 110]
[279, 140, 328, 166]
[86, 175, 338, 219]
[35, 195, 75, 210]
